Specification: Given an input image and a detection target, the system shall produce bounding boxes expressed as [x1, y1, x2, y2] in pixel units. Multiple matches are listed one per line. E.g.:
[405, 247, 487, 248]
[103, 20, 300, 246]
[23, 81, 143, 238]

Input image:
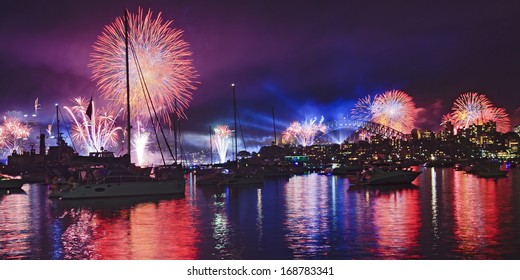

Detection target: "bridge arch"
[318, 118, 406, 141]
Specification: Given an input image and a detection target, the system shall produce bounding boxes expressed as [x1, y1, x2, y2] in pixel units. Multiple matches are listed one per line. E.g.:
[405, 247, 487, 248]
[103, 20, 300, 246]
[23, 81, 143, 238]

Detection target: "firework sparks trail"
[371, 90, 417, 133]
[441, 113, 453, 125]
[351, 90, 417, 133]
[482, 107, 510, 132]
[445, 92, 510, 132]
[213, 125, 232, 163]
[351, 95, 374, 121]
[282, 116, 327, 146]
[132, 121, 150, 166]
[90, 8, 198, 124]
[0, 117, 31, 156]
[64, 97, 123, 155]
[451, 92, 492, 128]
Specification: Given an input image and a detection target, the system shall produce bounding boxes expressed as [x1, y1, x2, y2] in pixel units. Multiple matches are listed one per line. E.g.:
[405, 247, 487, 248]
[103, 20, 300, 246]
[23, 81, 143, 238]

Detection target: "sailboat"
[215, 84, 264, 187]
[61, 10, 184, 199]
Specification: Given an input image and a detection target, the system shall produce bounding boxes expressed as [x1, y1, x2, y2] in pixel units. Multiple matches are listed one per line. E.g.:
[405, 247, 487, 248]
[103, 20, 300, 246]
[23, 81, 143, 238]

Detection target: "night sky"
[1, 0, 519, 151]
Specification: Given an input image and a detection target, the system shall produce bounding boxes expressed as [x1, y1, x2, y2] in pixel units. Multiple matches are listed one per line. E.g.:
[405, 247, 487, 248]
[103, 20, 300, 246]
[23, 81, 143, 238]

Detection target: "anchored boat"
[359, 167, 421, 185]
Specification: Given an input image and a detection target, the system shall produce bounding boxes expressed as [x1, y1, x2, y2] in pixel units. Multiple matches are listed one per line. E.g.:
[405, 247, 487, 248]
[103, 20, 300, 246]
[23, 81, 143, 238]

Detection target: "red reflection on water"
[59, 197, 200, 259]
[371, 187, 421, 259]
[91, 211, 131, 259]
[0, 192, 31, 259]
[126, 199, 199, 259]
[452, 172, 512, 258]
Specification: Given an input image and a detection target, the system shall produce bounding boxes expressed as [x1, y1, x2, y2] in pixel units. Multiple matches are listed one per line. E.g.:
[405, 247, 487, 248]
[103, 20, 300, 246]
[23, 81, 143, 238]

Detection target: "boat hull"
[218, 175, 264, 186]
[477, 170, 508, 178]
[0, 179, 24, 189]
[366, 171, 421, 185]
[60, 179, 185, 199]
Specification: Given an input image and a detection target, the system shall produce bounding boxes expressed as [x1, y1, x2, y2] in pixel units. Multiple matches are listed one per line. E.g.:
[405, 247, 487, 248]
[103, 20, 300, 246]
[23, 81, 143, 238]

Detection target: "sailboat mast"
[232, 83, 238, 165]
[272, 106, 277, 145]
[56, 104, 60, 145]
[209, 125, 213, 165]
[56, 104, 60, 161]
[174, 101, 178, 165]
[124, 9, 131, 163]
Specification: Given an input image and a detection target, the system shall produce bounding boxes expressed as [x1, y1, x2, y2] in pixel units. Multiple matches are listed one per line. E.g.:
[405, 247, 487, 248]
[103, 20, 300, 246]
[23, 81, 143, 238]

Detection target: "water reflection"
[430, 168, 439, 241]
[256, 188, 263, 246]
[0, 187, 30, 259]
[283, 174, 341, 259]
[53, 194, 199, 259]
[452, 171, 513, 258]
[129, 199, 199, 259]
[61, 209, 97, 259]
[371, 186, 421, 258]
[347, 183, 421, 258]
[1, 169, 519, 259]
[211, 190, 234, 258]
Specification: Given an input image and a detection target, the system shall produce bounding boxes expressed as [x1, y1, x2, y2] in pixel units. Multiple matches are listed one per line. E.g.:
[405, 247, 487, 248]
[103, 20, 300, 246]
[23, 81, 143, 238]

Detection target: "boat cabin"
[88, 151, 116, 158]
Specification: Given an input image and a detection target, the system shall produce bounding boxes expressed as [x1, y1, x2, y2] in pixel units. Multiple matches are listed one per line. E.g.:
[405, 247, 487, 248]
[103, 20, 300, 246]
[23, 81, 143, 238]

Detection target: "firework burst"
[446, 92, 510, 132]
[282, 116, 327, 147]
[351, 90, 417, 133]
[213, 125, 233, 163]
[0, 117, 31, 156]
[351, 95, 374, 121]
[482, 107, 510, 132]
[90, 7, 198, 124]
[450, 92, 492, 128]
[371, 90, 417, 133]
[64, 97, 123, 155]
[441, 113, 453, 125]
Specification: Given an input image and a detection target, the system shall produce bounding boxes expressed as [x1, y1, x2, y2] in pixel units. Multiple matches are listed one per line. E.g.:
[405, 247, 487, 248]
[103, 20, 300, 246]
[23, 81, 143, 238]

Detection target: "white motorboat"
[0, 179, 24, 189]
[0, 175, 24, 190]
[331, 165, 364, 175]
[196, 169, 228, 186]
[477, 168, 508, 179]
[477, 170, 508, 178]
[359, 167, 421, 185]
[217, 171, 263, 187]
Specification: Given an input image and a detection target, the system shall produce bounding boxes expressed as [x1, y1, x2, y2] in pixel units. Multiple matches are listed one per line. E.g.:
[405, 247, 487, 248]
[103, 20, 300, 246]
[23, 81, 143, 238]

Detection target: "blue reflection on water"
[50, 219, 64, 259]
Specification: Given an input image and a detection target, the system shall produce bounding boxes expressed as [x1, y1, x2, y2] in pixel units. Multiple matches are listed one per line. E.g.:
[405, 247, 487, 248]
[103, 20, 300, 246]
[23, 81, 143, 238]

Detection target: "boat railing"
[94, 174, 153, 185]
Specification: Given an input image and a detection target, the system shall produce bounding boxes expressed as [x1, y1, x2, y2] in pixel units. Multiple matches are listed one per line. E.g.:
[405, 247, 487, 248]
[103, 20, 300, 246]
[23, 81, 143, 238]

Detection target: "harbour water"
[1, 167, 519, 260]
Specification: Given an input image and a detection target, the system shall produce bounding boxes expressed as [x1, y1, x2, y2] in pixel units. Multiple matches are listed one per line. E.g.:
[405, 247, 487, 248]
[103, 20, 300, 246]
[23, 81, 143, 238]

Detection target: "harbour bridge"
[316, 118, 407, 143]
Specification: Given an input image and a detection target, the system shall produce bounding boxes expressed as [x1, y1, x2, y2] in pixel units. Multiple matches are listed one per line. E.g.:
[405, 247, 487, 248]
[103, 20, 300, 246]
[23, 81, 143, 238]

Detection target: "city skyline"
[1, 0, 520, 154]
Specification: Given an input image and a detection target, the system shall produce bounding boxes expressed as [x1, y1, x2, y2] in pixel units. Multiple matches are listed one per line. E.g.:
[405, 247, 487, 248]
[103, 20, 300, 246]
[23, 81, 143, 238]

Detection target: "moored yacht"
[477, 169, 508, 178]
[216, 166, 264, 187]
[58, 11, 188, 199]
[331, 164, 364, 176]
[217, 172, 263, 186]
[359, 167, 421, 185]
[0, 174, 24, 189]
[60, 166, 185, 199]
[476, 164, 508, 178]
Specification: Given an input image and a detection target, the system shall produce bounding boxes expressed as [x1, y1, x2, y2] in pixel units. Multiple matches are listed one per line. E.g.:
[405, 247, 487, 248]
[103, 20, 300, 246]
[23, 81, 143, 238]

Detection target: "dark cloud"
[512, 108, 520, 128]
[416, 99, 445, 130]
